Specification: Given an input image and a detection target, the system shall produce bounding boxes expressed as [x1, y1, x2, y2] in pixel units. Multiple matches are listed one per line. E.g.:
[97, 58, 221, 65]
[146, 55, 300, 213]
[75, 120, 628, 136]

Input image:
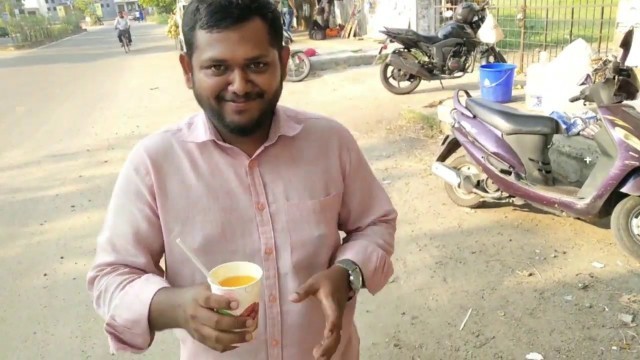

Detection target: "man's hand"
[289, 266, 351, 360]
[149, 284, 255, 353]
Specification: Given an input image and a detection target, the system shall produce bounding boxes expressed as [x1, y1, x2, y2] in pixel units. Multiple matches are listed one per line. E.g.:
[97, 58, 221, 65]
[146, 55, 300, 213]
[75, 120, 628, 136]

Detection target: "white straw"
[459, 308, 473, 331]
[176, 238, 217, 284]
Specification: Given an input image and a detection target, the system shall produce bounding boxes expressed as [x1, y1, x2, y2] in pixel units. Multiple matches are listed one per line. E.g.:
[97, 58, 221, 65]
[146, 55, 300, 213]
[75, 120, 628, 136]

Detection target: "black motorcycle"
[376, 1, 506, 95]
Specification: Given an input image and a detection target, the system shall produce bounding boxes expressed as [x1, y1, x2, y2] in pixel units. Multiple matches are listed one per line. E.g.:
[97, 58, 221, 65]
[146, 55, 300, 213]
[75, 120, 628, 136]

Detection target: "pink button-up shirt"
[86, 105, 397, 359]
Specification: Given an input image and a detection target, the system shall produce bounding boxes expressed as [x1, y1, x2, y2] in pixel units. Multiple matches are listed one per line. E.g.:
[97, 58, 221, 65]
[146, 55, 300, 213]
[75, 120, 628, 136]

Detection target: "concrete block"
[309, 50, 379, 72]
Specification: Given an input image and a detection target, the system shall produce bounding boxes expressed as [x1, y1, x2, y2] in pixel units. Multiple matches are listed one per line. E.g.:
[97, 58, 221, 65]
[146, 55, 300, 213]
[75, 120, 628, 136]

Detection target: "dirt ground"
[297, 67, 640, 360]
[1, 25, 640, 360]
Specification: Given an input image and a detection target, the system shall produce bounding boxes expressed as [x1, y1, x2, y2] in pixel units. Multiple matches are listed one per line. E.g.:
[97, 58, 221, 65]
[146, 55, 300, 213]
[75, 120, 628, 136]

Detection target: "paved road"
[0, 24, 186, 360]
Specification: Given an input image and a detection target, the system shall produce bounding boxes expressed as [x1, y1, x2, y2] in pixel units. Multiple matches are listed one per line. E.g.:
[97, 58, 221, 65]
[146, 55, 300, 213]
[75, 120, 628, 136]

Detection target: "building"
[96, 0, 118, 20]
[331, 0, 444, 40]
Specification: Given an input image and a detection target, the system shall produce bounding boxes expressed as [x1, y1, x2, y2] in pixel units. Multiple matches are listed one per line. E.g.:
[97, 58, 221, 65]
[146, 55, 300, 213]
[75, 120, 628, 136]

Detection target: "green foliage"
[4, 14, 82, 45]
[148, 13, 170, 24]
[72, 0, 94, 16]
[139, 0, 174, 14]
[1, 0, 23, 17]
[491, 0, 620, 52]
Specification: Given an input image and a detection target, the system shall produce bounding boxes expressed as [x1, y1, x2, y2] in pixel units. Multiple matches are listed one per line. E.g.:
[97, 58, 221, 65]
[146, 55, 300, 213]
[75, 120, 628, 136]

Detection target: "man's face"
[119, 12, 123, 18]
[180, 17, 289, 137]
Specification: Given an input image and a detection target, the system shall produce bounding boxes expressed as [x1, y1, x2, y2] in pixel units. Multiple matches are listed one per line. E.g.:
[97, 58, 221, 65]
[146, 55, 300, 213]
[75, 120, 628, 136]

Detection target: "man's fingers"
[289, 279, 318, 303]
[195, 324, 253, 351]
[313, 331, 342, 360]
[194, 307, 254, 332]
[318, 293, 343, 336]
[200, 291, 239, 311]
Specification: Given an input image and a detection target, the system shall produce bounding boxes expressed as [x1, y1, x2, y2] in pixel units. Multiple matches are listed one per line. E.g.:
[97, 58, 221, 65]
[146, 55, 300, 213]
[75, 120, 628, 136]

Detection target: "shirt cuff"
[334, 240, 393, 295]
[104, 274, 170, 354]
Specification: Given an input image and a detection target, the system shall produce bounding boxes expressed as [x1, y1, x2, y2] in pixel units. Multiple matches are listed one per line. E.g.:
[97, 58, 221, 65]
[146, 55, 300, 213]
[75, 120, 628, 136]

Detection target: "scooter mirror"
[578, 73, 594, 86]
[443, 10, 454, 18]
[619, 27, 634, 67]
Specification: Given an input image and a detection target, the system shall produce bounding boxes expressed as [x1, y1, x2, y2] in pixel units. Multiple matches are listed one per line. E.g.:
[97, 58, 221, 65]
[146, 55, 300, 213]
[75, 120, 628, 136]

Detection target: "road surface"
[0, 23, 191, 360]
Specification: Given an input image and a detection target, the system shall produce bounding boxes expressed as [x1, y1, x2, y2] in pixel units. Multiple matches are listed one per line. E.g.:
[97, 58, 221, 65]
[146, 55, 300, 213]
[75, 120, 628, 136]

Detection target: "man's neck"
[215, 123, 272, 158]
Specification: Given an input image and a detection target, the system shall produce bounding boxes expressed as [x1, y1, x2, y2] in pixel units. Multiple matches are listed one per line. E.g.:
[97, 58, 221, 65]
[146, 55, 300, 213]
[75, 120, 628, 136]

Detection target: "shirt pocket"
[284, 192, 343, 277]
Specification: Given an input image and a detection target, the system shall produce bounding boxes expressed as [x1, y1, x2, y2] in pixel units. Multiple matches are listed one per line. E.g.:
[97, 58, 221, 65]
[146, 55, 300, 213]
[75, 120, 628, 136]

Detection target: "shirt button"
[256, 202, 266, 212]
[269, 294, 277, 303]
[248, 160, 258, 169]
[271, 339, 279, 347]
[264, 247, 274, 256]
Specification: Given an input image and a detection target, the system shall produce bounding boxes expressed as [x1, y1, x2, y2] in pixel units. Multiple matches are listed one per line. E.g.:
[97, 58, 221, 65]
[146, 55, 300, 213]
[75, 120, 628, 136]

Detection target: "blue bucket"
[479, 63, 517, 103]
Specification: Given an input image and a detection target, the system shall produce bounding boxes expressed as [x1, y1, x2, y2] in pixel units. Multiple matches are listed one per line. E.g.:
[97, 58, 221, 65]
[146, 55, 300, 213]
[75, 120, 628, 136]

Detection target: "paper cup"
[208, 261, 263, 327]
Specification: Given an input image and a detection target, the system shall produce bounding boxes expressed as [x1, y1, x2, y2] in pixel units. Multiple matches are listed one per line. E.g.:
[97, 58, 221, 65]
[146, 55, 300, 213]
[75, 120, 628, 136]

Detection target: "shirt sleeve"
[333, 127, 397, 295]
[86, 142, 170, 354]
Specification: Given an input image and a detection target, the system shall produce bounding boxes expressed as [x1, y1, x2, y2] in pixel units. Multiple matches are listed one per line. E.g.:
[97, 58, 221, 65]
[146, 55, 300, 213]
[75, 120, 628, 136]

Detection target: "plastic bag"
[477, 13, 504, 44]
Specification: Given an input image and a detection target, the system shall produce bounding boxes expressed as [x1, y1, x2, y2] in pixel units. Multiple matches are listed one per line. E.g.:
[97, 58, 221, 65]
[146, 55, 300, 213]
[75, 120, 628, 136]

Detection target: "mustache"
[218, 92, 265, 102]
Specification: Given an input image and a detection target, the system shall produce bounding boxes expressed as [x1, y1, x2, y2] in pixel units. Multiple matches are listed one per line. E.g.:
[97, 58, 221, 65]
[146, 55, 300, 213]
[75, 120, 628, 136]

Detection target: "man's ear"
[179, 52, 194, 89]
[280, 46, 291, 81]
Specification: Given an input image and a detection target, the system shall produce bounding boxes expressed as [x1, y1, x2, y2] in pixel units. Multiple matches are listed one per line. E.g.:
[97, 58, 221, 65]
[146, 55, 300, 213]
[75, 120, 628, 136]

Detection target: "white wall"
[23, 0, 47, 16]
[366, 0, 415, 39]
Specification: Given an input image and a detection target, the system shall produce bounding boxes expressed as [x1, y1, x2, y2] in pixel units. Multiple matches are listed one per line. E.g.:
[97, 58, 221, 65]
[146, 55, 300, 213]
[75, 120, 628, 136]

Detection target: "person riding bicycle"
[114, 11, 132, 47]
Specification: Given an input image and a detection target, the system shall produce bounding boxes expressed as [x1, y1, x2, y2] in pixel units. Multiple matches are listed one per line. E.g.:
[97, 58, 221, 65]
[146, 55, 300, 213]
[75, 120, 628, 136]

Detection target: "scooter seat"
[466, 98, 558, 135]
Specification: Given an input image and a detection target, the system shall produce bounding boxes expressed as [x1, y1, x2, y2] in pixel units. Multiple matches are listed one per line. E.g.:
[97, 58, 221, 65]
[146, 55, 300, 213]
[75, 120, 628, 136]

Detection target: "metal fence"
[423, 0, 619, 71]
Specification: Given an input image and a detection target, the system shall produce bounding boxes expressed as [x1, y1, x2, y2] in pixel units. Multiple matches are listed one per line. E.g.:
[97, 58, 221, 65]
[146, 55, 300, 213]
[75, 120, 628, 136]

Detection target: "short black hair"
[181, 0, 284, 58]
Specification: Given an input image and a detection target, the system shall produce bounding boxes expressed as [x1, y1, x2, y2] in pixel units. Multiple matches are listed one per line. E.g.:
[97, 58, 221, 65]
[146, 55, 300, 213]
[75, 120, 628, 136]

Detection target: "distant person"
[114, 11, 132, 47]
[280, 0, 296, 32]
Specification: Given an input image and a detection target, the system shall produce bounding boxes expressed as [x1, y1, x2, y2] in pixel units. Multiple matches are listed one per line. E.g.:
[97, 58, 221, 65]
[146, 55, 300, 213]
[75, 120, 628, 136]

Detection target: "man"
[86, 0, 397, 359]
[114, 11, 132, 47]
[315, 0, 332, 28]
[279, 0, 296, 32]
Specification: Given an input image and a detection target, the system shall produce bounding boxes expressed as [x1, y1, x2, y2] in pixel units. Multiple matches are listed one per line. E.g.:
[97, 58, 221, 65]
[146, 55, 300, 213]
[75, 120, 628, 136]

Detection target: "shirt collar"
[180, 105, 303, 144]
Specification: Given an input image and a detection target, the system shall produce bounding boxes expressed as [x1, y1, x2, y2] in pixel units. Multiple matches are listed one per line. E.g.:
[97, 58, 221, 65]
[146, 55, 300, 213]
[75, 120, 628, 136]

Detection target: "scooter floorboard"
[532, 183, 581, 197]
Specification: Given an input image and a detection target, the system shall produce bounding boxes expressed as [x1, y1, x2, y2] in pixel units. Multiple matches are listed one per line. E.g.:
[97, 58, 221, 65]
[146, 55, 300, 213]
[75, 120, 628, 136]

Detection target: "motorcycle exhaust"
[432, 162, 461, 187]
[388, 53, 433, 80]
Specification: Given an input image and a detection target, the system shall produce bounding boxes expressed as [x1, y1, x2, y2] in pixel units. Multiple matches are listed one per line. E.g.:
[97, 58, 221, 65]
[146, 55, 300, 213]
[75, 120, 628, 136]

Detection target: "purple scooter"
[431, 37, 640, 261]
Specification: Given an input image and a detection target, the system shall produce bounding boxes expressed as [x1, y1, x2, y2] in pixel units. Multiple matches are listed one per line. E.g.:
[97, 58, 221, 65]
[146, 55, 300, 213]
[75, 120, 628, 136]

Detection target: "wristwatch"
[334, 259, 364, 300]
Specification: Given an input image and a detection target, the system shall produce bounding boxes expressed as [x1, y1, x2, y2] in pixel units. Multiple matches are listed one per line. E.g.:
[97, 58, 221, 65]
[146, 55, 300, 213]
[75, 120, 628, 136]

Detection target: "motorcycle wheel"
[287, 50, 311, 82]
[480, 47, 507, 65]
[443, 155, 484, 208]
[611, 195, 640, 262]
[379, 62, 421, 95]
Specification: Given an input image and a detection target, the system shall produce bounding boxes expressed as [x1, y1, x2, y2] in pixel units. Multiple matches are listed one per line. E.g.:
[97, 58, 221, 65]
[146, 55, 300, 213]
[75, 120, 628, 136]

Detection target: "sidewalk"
[290, 32, 383, 72]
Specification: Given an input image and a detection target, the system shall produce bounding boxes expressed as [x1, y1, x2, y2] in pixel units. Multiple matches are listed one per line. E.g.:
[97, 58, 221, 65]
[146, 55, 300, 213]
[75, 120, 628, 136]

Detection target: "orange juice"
[219, 275, 257, 288]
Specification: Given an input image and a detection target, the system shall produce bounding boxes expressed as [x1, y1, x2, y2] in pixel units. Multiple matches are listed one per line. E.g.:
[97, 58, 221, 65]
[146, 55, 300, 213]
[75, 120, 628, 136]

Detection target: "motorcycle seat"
[466, 98, 558, 135]
[417, 34, 442, 45]
[383, 28, 441, 45]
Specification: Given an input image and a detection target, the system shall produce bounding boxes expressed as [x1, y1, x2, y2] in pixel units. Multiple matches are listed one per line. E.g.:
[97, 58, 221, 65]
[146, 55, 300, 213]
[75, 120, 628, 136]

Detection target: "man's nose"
[228, 69, 250, 95]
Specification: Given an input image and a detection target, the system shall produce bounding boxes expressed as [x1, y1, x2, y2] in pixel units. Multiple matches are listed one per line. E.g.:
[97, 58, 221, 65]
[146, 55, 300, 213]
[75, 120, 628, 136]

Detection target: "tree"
[139, 0, 174, 14]
[1, 0, 24, 17]
[72, 0, 95, 15]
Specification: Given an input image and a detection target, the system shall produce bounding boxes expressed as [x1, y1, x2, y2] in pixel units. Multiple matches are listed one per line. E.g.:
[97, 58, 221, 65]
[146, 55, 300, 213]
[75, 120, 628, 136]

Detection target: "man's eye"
[208, 64, 227, 74]
[248, 62, 268, 71]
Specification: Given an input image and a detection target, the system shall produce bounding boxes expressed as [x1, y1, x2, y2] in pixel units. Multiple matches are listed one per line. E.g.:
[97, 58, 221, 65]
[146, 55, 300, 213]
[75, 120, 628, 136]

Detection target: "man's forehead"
[192, 25, 275, 60]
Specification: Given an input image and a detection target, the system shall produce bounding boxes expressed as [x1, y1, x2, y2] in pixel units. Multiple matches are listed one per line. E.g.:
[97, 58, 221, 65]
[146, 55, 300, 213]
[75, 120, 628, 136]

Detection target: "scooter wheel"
[443, 156, 483, 209]
[611, 195, 640, 262]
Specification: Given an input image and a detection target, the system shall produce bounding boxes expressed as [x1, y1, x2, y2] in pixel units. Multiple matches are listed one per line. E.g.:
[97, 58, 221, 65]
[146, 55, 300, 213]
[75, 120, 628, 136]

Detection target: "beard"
[193, 80, 284, 138]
